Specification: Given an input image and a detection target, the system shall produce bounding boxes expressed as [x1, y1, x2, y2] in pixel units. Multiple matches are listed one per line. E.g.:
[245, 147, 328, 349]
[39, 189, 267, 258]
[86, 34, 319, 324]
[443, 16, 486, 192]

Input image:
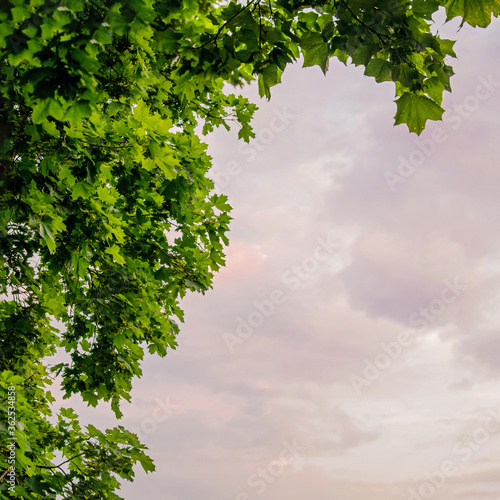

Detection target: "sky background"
[57, 10, 500, 500]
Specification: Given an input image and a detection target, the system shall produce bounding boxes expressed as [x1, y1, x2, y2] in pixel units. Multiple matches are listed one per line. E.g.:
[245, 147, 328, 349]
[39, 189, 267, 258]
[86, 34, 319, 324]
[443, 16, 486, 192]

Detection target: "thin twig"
[340, 0, 389, 45]
[0, 468, 10, 482]
[122, 228, 173, 262]
[196, 0, 258, 49]
[193, 102, 232, 122]
[258, 1, 262, 50]
[76, 138, 128, 150]
[58, 452, 86, 468]
[37, 452, 87, 470]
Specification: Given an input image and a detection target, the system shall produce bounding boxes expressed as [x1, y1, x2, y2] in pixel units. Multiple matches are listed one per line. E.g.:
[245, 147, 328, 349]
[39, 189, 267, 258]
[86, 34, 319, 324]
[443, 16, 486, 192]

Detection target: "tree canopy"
[0, 0, 498, 497]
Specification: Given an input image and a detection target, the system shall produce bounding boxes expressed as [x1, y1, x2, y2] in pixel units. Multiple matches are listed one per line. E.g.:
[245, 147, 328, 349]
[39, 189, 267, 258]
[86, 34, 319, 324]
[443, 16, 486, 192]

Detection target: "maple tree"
[0, 0, 498, 497]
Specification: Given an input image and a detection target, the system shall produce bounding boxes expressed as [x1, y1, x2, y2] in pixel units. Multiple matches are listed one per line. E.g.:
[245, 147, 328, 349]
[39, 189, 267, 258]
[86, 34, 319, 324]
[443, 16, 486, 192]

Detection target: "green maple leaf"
[364, 58, 394, 83]
[444, 0, 500, 27]
[412, 0, 442, 19]
[394, 93, 444, 135]
[300, 32, 330, 75]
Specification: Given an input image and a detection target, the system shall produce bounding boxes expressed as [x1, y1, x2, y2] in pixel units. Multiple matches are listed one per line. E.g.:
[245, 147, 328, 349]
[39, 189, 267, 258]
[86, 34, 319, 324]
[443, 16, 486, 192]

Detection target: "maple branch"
[37, 452, 86, 470]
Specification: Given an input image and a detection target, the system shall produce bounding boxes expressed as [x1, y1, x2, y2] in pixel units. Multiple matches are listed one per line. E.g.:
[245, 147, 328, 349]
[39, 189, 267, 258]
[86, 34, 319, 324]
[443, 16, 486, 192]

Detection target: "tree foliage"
[0, 0, 498, 497]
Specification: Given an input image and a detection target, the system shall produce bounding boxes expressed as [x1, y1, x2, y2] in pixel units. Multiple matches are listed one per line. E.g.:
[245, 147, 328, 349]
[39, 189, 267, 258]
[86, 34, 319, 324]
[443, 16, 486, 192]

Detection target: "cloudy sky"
[63, 11, 500, 500]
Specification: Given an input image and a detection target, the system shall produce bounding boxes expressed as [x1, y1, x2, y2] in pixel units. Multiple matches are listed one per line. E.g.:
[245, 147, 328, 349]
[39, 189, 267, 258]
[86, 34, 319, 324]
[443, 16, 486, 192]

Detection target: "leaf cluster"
[0, 0, 498, 496]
